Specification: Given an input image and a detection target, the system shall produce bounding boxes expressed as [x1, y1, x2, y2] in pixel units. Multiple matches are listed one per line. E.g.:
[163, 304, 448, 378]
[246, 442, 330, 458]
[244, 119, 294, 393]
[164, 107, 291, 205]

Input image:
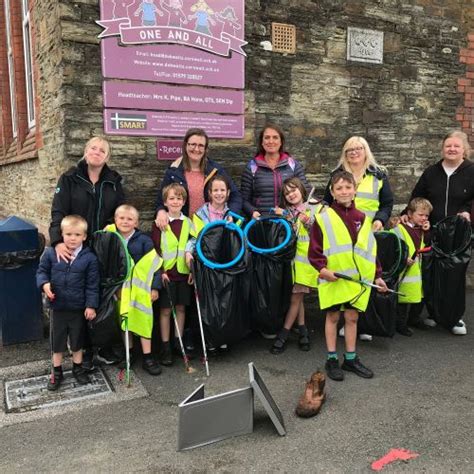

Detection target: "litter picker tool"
[122, 315, 131, 387]
[334, 272, 406, 297]
[166, 281, 196, 374]
[191, 262, 210, 377]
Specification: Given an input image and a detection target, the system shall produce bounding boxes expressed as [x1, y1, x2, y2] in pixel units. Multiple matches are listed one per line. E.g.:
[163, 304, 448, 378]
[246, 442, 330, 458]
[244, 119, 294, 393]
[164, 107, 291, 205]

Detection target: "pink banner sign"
[99, 0, 245, 88]
[97, 19, 247, 57]
[104, 109, 244, 138]
[103, 81, 244, 114]
[157, 140, 182, 160]
[101, 38, 244, 88]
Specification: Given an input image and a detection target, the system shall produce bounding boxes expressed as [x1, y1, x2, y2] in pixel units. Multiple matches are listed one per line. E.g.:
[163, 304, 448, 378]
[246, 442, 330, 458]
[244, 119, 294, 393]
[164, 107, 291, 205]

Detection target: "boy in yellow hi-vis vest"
[308, 170, 388, 382]
[391, 198, 432, 336]
[151, 183, 195, 367]
[113, 205, 163, 375]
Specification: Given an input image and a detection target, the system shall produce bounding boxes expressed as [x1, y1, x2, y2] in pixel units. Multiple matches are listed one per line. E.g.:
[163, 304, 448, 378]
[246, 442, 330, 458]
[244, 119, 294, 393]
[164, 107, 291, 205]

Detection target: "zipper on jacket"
[97, 180, 115, 232]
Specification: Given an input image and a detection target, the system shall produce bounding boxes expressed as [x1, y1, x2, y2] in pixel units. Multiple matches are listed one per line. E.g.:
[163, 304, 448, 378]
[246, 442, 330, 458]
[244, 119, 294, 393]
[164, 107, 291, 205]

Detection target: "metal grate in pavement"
[4, 368, 113, 413]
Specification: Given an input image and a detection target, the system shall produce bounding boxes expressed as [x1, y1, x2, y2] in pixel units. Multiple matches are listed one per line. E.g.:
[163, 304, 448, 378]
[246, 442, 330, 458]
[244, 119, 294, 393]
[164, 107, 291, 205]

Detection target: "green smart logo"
[55, 187, 61, 193]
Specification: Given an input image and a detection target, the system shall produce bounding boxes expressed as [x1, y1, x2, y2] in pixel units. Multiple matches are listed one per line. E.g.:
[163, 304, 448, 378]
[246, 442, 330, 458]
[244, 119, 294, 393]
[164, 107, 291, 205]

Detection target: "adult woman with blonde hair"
[49, 136, 125, 261]
[323, 136, 393, 342]
[49, 135, 126, 368]
[401, 130, 474, 335]
[323, 136, 393, 232]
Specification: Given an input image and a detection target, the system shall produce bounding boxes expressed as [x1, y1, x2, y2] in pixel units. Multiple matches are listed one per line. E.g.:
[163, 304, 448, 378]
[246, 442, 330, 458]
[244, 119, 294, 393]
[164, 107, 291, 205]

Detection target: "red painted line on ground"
[371, 448, 419, 471]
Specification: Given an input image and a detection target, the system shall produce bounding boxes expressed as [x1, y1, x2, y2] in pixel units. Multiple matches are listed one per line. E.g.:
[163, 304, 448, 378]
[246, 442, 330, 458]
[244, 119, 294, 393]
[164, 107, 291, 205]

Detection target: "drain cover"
[4, 368, 114, 413]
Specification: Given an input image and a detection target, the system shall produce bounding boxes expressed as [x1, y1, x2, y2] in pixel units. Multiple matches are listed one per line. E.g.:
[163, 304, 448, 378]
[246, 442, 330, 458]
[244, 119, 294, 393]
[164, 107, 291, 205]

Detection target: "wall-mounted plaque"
[347, 27, 383, 64]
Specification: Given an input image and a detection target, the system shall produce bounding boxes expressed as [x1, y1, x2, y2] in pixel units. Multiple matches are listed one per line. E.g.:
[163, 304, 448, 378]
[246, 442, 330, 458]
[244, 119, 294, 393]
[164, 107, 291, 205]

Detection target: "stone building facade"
[1, 0, 473, 237]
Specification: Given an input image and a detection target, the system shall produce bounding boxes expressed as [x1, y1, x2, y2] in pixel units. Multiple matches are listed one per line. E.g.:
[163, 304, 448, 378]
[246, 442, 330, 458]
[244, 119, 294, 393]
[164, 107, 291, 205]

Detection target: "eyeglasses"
[345, 146, 364, 155]
[187, 142, 206, 150]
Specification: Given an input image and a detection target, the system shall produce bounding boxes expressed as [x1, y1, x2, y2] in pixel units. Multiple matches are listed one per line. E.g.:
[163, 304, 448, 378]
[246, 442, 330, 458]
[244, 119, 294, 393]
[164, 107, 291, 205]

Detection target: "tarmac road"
[0, 295, 473, 473]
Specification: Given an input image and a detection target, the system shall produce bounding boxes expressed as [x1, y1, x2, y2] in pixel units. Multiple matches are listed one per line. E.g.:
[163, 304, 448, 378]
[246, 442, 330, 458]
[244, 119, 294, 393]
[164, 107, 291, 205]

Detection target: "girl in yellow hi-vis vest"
[308, 170, 388, 382]
[270, 177, 322, 355]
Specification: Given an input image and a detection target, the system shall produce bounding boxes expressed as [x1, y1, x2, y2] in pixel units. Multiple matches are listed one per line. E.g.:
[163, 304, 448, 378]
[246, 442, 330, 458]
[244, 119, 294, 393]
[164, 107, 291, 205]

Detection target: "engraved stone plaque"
[347, 27, 384, 64]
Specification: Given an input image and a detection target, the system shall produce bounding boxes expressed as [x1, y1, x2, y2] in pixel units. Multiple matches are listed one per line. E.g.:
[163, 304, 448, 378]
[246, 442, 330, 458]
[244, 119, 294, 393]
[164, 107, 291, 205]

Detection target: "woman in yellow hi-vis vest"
[323, 136, 393, 342]
[309, 171, 388, 382]
[270, 177, 322, 355]
[323, 136, 393, 232]
[391, 198, 432, 336]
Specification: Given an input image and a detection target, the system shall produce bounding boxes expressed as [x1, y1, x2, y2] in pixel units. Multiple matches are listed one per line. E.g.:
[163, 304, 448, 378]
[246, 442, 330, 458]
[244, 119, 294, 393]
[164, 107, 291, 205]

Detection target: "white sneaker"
[338, 327, 345, 337]
[451, 320, 467, 335]
[359, 333, 373, 342]
[423, 318, 437, 328]
[260, 331, 277, 340]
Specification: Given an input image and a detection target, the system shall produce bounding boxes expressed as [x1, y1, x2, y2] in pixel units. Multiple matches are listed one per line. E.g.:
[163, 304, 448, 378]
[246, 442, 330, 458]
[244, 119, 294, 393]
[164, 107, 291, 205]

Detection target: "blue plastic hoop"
[196, 220, 246, 269]
[243, 217, 292, 254]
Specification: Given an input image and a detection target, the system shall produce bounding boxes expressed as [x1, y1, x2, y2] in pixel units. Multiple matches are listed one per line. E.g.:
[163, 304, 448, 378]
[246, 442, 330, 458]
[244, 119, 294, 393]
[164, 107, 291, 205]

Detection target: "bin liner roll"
[195, 224, 251, 346]
[246, 219, 296, 335]
[359, 231, 408, 337]
[89, 231, 131, 347]
[422, 215, 472, 330]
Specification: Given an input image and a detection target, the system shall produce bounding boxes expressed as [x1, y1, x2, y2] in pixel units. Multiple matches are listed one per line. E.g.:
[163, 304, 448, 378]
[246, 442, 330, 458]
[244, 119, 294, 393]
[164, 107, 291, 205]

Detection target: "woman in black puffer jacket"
[241, 124, 310, 218]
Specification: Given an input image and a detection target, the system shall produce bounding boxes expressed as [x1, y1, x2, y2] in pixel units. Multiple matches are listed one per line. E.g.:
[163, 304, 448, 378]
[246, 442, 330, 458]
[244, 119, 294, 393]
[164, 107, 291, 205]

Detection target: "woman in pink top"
[154, 128, 242, 230]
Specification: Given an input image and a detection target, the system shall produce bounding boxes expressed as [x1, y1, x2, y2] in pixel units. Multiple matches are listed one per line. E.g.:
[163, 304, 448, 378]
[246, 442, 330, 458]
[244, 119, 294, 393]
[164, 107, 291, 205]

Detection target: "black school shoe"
[341, 356, 374, 379]
[82, 349, 96, 372]
[73, 366, 91, 385]
[325, 359, 344, 381]
[396, 326, 413, 337]
[142, 357, 162, 376]
[47, 368, 64, 391]
[160, 342, 173, 366]
[298, 326, 311, 351]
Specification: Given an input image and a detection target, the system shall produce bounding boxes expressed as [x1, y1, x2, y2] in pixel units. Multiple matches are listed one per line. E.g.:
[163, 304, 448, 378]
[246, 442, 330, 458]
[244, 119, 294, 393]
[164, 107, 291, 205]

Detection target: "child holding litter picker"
[37, 215, 99, 390]
[270, 177, 321, 354]
[151, 183, 195, 366]
[185, 174, 240, 355]
[111, 204, 163, 375]
[390, 198, 432, 336]
[308, 170, 388, 381]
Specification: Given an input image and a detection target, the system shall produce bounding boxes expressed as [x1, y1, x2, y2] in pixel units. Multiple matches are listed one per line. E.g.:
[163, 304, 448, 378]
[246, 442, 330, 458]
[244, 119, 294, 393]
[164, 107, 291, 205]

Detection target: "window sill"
[0, 130, 38, 165]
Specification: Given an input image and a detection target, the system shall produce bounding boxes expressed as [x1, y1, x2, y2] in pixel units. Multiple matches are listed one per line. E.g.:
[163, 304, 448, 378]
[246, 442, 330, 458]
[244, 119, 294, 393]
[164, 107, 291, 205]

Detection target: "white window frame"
[21, 0, 35, 129]
[4, 0, 17, 137]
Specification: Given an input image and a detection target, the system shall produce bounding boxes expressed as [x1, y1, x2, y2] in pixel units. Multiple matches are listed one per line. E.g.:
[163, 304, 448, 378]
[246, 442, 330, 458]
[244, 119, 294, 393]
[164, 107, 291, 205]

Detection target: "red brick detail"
[0, 0, 40, 164]
[457, 32, 474, 147]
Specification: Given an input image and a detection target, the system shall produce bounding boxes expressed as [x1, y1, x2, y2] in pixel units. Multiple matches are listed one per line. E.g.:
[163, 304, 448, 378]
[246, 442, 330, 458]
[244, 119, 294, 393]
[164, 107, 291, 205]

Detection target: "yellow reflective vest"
[391, 224, 424, 304]
[293, 204, 321, 288]
[355, 174, 382, 221]
[119, 249, 163, 338]
[316, 208, 377, 311]
[161, 217, 195, 275]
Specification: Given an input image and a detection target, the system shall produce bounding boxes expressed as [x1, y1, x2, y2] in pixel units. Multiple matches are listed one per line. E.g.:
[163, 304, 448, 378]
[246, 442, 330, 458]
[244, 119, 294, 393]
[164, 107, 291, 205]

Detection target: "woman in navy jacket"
[241, 123, 310, 218]
[154, 128, 242, 230]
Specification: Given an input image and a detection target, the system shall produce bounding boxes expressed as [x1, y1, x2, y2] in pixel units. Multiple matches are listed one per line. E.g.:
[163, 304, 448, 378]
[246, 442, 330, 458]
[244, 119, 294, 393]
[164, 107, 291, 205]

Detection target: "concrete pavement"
[0, 294, 473, 473]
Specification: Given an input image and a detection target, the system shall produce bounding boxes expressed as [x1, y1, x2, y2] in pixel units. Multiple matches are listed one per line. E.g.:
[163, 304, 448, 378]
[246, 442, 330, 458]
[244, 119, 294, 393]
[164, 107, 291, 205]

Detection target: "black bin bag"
[89, 231, 131, 347]
[358, 231, 408, 337]
[422, 215, 472, 330]
[245, 217, 296, 335]
[194, 222, 251, 346]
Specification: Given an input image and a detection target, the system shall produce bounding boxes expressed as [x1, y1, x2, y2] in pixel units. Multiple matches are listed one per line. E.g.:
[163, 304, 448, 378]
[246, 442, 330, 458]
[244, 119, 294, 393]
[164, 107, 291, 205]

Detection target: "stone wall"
[0, 0, 473, 235]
